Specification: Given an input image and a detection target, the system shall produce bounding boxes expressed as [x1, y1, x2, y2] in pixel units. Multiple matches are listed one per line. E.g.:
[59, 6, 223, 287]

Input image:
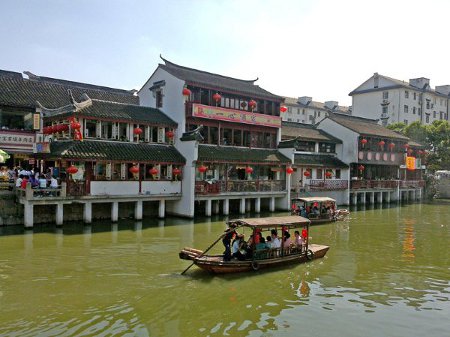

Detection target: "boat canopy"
[293, 197, 336, 203]
[229, 215, 310, 229]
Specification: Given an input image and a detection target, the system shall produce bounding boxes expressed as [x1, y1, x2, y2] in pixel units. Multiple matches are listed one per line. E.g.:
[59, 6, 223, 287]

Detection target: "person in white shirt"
[15, 175, 23, 188]
[50, 176, 58, 188]
[271, 229, 281, 248]
[38, 175, 47, 188]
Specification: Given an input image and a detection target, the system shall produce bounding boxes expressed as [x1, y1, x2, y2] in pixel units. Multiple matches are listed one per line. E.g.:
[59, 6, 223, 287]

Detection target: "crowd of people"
[222, 223, 308, 261]
[0, 166, 59, 190]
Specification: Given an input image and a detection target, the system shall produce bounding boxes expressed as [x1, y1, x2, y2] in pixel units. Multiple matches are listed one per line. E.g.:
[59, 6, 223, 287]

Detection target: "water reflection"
[0, 205, 449, 336]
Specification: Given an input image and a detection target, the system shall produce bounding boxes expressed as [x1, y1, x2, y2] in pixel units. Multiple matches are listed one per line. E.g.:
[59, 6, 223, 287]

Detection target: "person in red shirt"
[20, 176, 28, 189]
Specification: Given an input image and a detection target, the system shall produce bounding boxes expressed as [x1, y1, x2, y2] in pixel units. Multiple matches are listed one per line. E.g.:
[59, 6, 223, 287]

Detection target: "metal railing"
[195, 180, 286, 194]
[307, 179, 348, 191]
[17, 182, 66, 200]
[351, 179, 425, 190]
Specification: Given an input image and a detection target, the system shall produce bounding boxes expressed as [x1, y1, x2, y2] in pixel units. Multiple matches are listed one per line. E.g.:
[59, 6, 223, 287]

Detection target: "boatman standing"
[222, 222, 237, 261]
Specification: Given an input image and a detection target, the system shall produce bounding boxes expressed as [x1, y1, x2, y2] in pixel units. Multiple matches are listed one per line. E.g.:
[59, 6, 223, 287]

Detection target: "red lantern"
[280, 105, 287, 113]
[358, 165, 365, 171]
[378, 140, 385, 147]
[133, 128, 143, 135]
[182, 87, 191, 96]
[71, 122, 81, 130]
[388, 142, 395, 149]
[361, 138, 368, 145]
[129, 166, 139, 174]
[50, 125, 58, 133]
[61, 124, 69, 132]
[173, 168, 181, 176]
[43, 126, 52, 135]
[325, 171, 332, 178]
[166, 130, 174, 139]
[198, 165, 207, 173]
[286, 167, 294, 174]
[149, 167, 158, 175]
[303, 171, 311, 177]
[67, 165, 78, 175]
[245, 167, 253, 174]
[249, 99, 257, 110]
[212, 93, 221, 103]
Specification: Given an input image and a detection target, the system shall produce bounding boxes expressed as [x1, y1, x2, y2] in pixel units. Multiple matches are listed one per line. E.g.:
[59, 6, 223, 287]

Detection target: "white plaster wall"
[90, 181, 140, 195]
[141, 181, 181, 195]
[138, 67, 187, 137]
[165, 139, 198, 218]
[317, 119, 359, 164]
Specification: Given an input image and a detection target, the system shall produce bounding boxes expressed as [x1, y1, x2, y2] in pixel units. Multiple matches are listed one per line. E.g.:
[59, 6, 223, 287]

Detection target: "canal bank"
[0, 202, 449, 337]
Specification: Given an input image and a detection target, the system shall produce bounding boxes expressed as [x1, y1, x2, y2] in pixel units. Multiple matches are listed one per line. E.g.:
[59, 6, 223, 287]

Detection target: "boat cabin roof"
[229, 215, 310, 229]
[293, 197, 336, 203]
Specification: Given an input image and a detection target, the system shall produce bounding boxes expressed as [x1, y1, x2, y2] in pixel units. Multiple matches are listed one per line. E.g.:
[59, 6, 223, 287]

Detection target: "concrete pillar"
[362, 192, 366, 204]
[255, 197, 261, 213]
[352, 193, 358, 205]
[83, 202, 92, 223]
[418, 188, 422, 200]
[158, 199, 165, 218]
[370, 192, 375, 204]
[223, 199, 229, 215]
[246, 199, 251, 212]
[56, 203, 64, 226]
[378, 191, 383, 204]
[213, 200, 220, 215]
[269, 197, 275, 212]
[239, 198, 246, 214]
[205, 199, 212, 217]
[111, 202, 119, 222]
[386, 191, 391, 203]
[24, 203, 34, 228]
[134, 200, 143, 220]
[412, 190, 416, 201]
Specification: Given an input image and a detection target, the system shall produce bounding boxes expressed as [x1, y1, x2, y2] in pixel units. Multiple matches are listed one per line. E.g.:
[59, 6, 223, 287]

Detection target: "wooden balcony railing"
[399, 180, 425, 188]
[307, 179, 348, 191]
[195, 180, 286, 195]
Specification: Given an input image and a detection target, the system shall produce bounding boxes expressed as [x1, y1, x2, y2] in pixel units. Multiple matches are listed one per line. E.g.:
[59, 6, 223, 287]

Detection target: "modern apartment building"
[350, 73, 450, 126]
[282, 96, 350, 125]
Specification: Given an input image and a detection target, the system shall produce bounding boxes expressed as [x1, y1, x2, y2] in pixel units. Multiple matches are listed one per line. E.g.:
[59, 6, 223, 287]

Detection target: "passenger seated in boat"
[299, 206, 307, 218]
[283, 231, 292, 248]
[232, 234, 247, 260]
[271, 229, 281, 248]
[266, 236, 272, 248]
[294, 230, 304, 252]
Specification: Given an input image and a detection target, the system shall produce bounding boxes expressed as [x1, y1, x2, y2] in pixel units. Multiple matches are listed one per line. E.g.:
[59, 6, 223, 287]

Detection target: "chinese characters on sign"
[0, 132, 35, 152]
[192, 104, 281, 128]
[406, 156, 416, 170]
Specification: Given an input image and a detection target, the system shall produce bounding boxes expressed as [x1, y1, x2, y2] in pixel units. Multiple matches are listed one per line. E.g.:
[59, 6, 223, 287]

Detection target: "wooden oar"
[180, 233, 225, 275]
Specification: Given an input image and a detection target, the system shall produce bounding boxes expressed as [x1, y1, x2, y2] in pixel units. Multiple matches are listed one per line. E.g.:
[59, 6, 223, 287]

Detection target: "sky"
[1, 0, 449, 106]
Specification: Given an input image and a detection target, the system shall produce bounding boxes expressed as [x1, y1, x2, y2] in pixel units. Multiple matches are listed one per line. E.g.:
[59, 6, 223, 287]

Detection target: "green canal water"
[0, 202, 449, 337]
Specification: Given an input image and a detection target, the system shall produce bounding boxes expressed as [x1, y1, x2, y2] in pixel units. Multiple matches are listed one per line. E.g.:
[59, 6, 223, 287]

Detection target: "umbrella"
[0, 149, 10, 163]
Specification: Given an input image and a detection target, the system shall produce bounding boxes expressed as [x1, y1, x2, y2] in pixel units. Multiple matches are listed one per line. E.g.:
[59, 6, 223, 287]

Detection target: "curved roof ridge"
[160, 54, 259, 84]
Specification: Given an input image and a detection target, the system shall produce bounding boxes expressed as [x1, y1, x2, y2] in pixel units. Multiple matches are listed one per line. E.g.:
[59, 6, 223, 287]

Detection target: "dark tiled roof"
[326, 114, 409, 140]
[47, 140, 185, 164]
[44, 98, 177, 126]
[0, 70, 139, 108]
[198, 144, 291, 164]
[158, 57, 281, 101]
[294, 153, 348, 168]
[283, 96, 350, 114]
[281, 122, 342, 143]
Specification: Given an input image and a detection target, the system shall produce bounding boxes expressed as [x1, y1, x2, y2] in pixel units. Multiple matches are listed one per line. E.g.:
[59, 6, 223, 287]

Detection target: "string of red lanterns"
[303, 171, 311, 177]
[280, 105, 287, 113]
[212, 93, 221, 105]
[67, 165, 78, 175]
[149, 167, 158, 176]
[173, 168, 181, 176]
[286, 167, 294, 174]
[182, 87, 191, 97]
[166, 130, 175, 139]
[360, 138, 368, 145]
[129, 166, 139, 174]
[133, 127, 143, 135]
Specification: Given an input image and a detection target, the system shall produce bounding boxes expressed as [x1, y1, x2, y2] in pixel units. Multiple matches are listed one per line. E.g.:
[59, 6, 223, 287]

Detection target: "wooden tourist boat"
[180, 215, 329, 274]
[291, 197, 349, 224]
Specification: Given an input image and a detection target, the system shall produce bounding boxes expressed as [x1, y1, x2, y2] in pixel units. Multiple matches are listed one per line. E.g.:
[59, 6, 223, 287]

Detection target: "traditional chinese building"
[19, 93, 185, 227]
[139, 57, 293, 216]
[280, 122, 349, 204]
[316, 113, 425, 204]
[0, 69, 137, 169]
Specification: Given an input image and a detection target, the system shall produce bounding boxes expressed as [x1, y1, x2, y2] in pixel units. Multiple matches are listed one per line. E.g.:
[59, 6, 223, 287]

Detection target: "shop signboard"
[192, 103, 281, 128]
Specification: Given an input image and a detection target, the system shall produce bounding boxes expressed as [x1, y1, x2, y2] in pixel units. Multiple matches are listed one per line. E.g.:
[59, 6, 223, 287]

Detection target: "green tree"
[404, 121, 427, 145]
[387, 122, 407, 134]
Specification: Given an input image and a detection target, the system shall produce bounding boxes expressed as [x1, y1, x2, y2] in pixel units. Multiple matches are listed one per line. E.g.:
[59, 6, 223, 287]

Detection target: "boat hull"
[192, 244, 329, 274]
